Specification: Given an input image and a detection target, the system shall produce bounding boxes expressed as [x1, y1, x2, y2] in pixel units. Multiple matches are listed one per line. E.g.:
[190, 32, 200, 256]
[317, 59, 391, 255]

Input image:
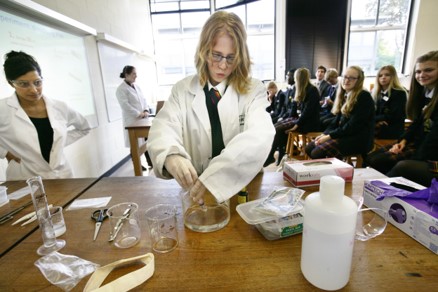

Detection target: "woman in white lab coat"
[0, 51, 90, 181]
[116, 66, 152, 168]
[147, 11, 275, 203]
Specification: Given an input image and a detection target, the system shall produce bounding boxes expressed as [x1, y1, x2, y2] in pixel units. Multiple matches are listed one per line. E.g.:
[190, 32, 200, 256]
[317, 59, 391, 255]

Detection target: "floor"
[109, 155, 154, 177]
[109, 152, 280, 178]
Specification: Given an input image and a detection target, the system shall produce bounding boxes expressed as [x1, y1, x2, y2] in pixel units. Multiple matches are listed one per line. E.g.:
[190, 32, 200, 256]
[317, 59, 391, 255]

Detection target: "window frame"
[149, 0, 275, 93]
[345, 0, 415, 76]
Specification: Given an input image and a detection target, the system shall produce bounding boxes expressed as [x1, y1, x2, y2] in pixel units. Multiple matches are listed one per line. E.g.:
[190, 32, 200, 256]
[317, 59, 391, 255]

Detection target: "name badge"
[383, 96, 389, 101]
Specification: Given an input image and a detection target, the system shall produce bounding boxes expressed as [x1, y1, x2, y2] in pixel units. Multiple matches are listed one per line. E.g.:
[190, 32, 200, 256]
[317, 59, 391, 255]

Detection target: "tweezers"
[12, 204, 53, 226]
[0, 201, 33, 224]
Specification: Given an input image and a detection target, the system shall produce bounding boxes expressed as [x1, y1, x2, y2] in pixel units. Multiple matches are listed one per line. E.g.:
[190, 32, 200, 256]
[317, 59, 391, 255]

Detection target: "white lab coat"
[115, 81, 149, 147]
[0, 93, 90, 181]
[147, 75, 275, 202]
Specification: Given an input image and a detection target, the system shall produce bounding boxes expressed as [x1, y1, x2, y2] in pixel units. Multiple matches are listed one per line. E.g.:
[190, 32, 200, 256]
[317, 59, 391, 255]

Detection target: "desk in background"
[0, 170, 437, 291]
[125, 118, 153, 176]
[0, 178, 96, 258]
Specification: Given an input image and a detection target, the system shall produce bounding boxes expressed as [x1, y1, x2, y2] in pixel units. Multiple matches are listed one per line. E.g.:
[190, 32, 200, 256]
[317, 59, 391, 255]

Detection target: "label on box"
[363, 177, 438, 255]
[283, 158, 353, 187]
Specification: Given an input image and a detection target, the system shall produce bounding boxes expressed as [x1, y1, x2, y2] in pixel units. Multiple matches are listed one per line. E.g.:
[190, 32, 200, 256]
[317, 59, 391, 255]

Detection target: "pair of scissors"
[91, 209, 108, 241]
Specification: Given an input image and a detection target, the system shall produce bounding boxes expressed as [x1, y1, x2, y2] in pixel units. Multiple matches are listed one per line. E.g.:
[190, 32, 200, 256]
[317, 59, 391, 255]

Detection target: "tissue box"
[283, 158, 353, 187]
[363, 177, 438, 255]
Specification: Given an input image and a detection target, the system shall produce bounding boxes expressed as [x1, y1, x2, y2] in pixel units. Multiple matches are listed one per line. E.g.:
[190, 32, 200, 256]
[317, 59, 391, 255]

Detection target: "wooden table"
[0, 178, 96, 258]
[1, 169, 437, 291]
[125, 118, 153, 176]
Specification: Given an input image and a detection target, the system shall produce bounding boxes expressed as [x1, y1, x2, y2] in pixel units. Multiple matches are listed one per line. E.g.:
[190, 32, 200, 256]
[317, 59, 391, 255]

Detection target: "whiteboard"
[97, 41, 157, 122]
[0, 8, 98, 127]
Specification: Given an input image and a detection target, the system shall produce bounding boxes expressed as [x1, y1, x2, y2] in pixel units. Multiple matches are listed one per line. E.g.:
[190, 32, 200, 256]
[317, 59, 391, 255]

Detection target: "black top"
[279, 86, 296, 120]
[29, 117, 54, 163]
[270, 91, 287, 120]
[326, 90, 375, 155]
[375, 88, 407, 139]
[293, 85, 321, 133]
[401, 95, 438, 161]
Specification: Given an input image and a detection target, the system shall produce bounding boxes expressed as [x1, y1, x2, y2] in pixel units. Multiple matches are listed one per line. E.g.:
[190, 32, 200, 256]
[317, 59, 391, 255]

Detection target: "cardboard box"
[363, 177, 438, 255]
[283, 158, 354, 187]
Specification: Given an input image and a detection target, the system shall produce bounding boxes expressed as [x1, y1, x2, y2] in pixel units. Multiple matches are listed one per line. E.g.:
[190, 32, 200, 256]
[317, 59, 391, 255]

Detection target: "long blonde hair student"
[293, 68, 311, 103]
[406, 50, 438, 120]
[372, 65, 406, 101]
[332, 65, 365, 117]
[195, 11, 252, 94]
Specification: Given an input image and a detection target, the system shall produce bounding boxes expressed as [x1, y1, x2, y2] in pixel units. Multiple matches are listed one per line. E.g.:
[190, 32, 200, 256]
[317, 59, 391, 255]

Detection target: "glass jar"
[180, 189, 230, 233]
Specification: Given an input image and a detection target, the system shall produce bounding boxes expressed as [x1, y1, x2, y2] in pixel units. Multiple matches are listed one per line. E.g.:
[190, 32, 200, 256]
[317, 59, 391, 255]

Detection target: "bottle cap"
[320, 175, 345, 203]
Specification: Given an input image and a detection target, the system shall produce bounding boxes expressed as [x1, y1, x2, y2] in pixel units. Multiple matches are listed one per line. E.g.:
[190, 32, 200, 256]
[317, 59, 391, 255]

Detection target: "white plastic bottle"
[300, 175, 357, 291]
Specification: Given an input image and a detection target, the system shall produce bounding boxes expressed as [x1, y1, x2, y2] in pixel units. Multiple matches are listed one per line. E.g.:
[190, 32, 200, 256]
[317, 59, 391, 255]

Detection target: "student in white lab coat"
[147, 11, 275, 204]
[0, 51, 90, 180]
[116, 66, 152, 169]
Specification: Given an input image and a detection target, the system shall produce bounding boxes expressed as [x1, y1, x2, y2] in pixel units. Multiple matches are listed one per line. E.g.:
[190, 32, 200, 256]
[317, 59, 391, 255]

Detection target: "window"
[347, 0, 412, 76]
[150, 0, 275, 98]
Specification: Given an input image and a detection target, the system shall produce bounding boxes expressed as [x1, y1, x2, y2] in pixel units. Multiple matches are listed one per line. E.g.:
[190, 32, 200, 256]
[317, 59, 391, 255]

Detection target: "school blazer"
[375, 88, 407, 139]
[325, 90, 375, 155]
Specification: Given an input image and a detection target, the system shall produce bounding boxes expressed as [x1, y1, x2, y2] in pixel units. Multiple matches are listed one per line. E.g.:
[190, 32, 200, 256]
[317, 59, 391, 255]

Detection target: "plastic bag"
[253, 187, 305, 217]
[34, 251, 99, 291]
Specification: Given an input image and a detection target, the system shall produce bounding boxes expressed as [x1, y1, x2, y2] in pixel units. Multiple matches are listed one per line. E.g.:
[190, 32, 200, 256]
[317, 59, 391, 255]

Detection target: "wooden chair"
[344, 155, 363, 168]
[404, 118, 413, 130]
[374, 138, 397, 151]
[286, 131, 322, 159]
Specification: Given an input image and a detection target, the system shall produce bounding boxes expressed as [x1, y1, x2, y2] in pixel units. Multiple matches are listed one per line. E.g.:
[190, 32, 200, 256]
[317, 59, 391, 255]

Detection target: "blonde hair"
[372, 65, 406, 101]
[332, 65, 365, 117]
[195, 11, 251, 94]
[267, 81, 277, 91]
[406, 50, 438, 120]
[324, 68, 338, 82]
[294, 68, 311, 103]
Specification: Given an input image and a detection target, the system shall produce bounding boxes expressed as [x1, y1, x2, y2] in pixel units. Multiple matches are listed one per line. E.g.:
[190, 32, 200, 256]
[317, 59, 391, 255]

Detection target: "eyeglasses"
[11, 79, 43, 89]
[211, 53, 235, 65]
[343, 76, 359, 81]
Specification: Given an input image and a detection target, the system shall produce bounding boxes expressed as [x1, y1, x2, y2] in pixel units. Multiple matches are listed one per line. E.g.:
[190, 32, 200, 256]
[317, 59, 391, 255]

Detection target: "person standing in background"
[0, 51, 90, 180]
[116, 65, 152, 170]
[147, 11, 275, 205]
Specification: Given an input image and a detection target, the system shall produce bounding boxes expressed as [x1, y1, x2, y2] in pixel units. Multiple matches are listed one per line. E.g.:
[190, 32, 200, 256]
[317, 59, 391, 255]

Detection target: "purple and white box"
[363, 177, 438, 255]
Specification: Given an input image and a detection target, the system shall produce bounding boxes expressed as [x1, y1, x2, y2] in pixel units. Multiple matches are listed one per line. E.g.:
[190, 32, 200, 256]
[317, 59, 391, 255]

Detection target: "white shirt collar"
[208, 80, 227, 97]
[425, 88, 435, 99]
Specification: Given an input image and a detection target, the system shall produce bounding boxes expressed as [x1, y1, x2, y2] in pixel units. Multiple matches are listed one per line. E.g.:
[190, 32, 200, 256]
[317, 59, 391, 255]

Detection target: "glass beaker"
[145, 204, 178, 253]
[180, 189, 230, 233]
[107, 202, 141, 248]
[27, 176, 65, 255]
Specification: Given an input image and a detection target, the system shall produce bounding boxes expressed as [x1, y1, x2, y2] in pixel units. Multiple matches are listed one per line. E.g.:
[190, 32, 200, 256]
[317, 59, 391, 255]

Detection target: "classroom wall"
[0, 0, 154, 181]
[405, 0, 438, 73]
